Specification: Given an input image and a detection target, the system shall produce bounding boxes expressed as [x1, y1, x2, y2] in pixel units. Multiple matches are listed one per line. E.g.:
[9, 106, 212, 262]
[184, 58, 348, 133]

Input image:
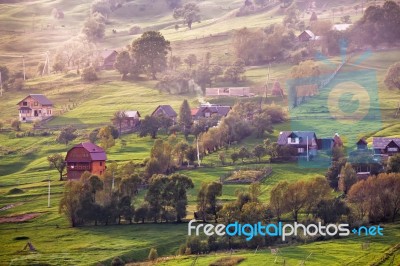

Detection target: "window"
[34, 101, 38, 106]
[100, 161, 103, 166]
[298, 148, 305, 153]
[291, 138, 297, 143]
[23, 101, 27, 106]
[388, 147, 398, 152]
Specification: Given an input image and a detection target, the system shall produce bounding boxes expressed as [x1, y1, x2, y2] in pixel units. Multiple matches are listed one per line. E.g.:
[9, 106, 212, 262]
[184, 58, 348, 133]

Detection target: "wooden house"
[277, 131, 319, 156]
[151, 105, 177, 123]
[373, 137, 400, 157]
[191, 104, 231, 120]
[357, 138, 368, 150]
[65, 142, 107, 180]
[100, 50, 118, 70]
[111, 110, 141, 132]
[17, 94, 53, 122]
[298, 30, 319, 42]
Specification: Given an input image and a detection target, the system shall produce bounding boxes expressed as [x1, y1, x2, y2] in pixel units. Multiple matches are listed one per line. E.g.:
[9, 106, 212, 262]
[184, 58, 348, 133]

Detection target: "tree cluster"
[59, 171, 194, 226]
[114, 31, 171, 80]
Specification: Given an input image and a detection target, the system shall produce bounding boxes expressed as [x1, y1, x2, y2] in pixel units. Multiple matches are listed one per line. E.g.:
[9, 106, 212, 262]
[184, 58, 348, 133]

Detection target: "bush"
[148, 248, 158, 261]
[209, 256, 246, 266]
[8, 188, 24, 195]
[81, 66, 98, 82]
[111, 257, 125, 266]
[128, 25, 142, 35]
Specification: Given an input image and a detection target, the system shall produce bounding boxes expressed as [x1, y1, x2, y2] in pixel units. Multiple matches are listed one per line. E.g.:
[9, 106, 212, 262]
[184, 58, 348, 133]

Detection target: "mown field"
[1, 0, 400, 265]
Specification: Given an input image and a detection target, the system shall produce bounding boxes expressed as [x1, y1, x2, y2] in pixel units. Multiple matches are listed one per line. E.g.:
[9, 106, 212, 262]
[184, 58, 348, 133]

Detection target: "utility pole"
[0, 71, 3, 97]
[48, 176, 51, 208]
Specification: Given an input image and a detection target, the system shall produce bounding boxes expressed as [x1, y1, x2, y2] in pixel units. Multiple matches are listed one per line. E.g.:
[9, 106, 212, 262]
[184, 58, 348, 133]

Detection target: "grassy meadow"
[1, 0, 400, 265]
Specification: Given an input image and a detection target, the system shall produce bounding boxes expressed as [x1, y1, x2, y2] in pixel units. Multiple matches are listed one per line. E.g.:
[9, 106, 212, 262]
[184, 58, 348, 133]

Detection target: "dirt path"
[0, 213, 42, 223]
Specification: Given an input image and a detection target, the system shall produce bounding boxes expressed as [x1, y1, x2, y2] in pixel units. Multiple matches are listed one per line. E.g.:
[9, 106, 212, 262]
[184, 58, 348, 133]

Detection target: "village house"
[17, 94, 54, 122]
[111, 110, 141, 132]
[298, 30, 320, 42]
[356, 138, 368, 150]
[65, 142, 107, 180]
[372, 137, 400, 157]
[100, 49, 118, 70]
[277, 131, 343, 156]
[191, 104, 231, 120]
[205, 87, 253, 97]
[151, 105, 177, 123]
[278, 131, 319, 156]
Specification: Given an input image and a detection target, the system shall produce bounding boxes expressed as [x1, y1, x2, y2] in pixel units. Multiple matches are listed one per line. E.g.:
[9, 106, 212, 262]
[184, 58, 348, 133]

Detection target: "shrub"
[111, 257, 125, 266]
[81, 66, 98, 82]
[148, 248, 158, 261]
[8, 188, 24, 195]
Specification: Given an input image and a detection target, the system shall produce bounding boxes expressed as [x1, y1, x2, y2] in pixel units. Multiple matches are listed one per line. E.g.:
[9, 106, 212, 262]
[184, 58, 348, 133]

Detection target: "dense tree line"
[59, 171, 194, 226]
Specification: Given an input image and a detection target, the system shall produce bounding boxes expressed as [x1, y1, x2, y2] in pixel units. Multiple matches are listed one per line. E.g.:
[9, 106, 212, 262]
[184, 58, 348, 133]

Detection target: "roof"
[100, 50, 117, 59]
[191, 108, 199, 116]
[357, 138, 368, 145]
[332, 24, 352, 31]
[277, 131, 317, 145]
[193, 105, 231, 118]
[124, 111, 141, 118]
[152, 105, 177, 118]
[372, 137, 400, 149]
[19, 107, 32, 110]
[17, 94, 53, 106]
[67, 142, 107, 161]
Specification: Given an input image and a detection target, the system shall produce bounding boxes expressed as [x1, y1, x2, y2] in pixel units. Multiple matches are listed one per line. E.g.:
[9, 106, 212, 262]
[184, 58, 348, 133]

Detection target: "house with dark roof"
[277, 131, 319, 156]
[111, 110, 141, 132]
[372, 137, 400, 157]
[100, 49, 118, 70]
[191, 104, 231, 120]
[357, 138, 368, 150]
[17, 94, 54, 122]
[151, 105, 177, 123]
[65, 142, 107, 180]
[298, 30, 319, 42]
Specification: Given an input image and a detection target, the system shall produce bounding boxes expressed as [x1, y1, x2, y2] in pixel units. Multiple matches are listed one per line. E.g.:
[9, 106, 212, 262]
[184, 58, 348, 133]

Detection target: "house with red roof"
[17, 94, 54, 122]
[65, 142, 107, 180]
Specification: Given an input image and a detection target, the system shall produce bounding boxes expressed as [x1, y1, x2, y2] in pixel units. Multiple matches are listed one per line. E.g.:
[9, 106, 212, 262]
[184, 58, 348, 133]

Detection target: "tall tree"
[139, 115, 160, 139]
[165, 173, 194, 222]
[145, 174, 169, 222]
[114, 51, 131, 80]
[112, 111, 127, 137]
[97, 126, 116, 150]
[338, 162, 357, 194]
[173, 3, 201, 29]
[179, 99, 192, 138]
[269, 181, 288, 220]
[59, 181, 83, 227]
[130, 31, 171, 79]
[197, 181, 222, 222]
[47, 153, 66, 181]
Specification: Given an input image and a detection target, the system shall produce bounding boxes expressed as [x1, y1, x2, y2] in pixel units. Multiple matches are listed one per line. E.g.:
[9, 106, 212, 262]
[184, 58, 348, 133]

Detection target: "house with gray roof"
[372, 137, 400, 157]
[191, 104, 231, 120]
[151, 105, 177, 123]
[17, 94, 54, 122]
